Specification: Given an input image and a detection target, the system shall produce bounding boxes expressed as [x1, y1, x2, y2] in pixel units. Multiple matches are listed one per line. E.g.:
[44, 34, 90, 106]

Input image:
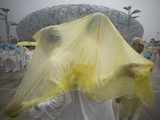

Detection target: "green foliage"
[123, 6, 132, 11]
[123, 5, 141, 20]
[131, 9, 141, 15]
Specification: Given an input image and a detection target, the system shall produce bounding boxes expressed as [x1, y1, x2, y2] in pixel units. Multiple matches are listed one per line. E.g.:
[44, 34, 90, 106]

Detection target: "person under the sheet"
[5, 13, 154, 120]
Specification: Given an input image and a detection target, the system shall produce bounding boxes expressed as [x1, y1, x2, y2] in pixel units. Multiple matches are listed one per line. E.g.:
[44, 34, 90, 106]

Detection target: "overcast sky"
[0, 0, 159, 40]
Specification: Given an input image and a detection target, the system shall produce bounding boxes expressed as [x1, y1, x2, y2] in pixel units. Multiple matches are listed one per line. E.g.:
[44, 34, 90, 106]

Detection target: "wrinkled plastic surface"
[6, 13, 154, 117]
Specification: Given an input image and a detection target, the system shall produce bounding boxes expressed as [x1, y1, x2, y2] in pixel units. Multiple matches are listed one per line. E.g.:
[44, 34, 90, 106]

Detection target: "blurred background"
[0, 0, 160, 41]
[0, 0, 160, 120]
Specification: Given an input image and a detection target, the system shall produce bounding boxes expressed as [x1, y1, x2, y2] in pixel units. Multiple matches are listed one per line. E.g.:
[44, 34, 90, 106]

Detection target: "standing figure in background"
[131, 37, 144, 54]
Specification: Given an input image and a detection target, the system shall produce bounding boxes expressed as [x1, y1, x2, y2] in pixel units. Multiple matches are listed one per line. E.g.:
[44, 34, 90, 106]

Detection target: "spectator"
[131, 37, 144, 54]
[9, 35, 18, 44]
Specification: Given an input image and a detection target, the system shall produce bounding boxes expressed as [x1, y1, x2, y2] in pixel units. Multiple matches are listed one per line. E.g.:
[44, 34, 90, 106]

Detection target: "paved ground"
[0, 72, 24, 120]
[139, 57, 160, 120]
[147, 65, 160, 120]
[0, 63, 160, 120]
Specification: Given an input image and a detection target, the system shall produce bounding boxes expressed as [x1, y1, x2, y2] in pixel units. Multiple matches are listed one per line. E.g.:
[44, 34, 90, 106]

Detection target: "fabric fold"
[5, 13, 154, 117]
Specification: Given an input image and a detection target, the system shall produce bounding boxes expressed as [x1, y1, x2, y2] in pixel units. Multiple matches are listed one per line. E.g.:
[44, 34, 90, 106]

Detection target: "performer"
[5, 13, 154, 120]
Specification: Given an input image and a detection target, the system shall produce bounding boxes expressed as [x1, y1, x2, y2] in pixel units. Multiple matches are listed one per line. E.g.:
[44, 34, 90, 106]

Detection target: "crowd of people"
[0, 35, 33, 72]
[131, 37, 160, 62]
[0, 34, 159, 73]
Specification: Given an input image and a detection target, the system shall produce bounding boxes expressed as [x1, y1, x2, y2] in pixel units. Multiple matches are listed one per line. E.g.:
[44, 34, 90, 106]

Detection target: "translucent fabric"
[6, 13, 154, 117]
[28, 91, 115, 120]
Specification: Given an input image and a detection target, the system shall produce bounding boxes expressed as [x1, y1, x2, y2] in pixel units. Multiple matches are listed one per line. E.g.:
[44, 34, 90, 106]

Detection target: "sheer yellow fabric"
[6, 13, 154, 117]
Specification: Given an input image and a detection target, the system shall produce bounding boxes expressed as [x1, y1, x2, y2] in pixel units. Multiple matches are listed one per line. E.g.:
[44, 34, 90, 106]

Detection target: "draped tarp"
[6, 13, 154, 118]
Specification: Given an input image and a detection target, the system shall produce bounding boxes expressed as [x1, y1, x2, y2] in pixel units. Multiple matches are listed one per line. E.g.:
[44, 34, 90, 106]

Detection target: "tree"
[123, 6, 141, 30]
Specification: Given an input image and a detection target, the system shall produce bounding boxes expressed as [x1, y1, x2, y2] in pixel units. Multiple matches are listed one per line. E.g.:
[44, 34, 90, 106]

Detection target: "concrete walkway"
[0, 59, 160, 120]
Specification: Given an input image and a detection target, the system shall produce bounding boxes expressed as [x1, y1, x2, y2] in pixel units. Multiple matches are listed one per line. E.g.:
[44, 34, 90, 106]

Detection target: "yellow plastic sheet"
[16, 41, 37, 47]
[6, 13, 154, 117]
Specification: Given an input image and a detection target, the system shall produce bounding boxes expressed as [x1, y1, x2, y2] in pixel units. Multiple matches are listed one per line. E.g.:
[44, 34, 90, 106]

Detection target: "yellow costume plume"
[6, 13, 154, 117]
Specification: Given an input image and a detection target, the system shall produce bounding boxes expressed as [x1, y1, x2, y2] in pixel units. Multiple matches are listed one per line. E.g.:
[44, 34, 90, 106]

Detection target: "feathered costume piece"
[6, 13, 154, 117]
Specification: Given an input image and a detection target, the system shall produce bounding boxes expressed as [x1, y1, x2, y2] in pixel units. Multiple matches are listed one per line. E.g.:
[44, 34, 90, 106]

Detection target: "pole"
[4, 13, 10, 43]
